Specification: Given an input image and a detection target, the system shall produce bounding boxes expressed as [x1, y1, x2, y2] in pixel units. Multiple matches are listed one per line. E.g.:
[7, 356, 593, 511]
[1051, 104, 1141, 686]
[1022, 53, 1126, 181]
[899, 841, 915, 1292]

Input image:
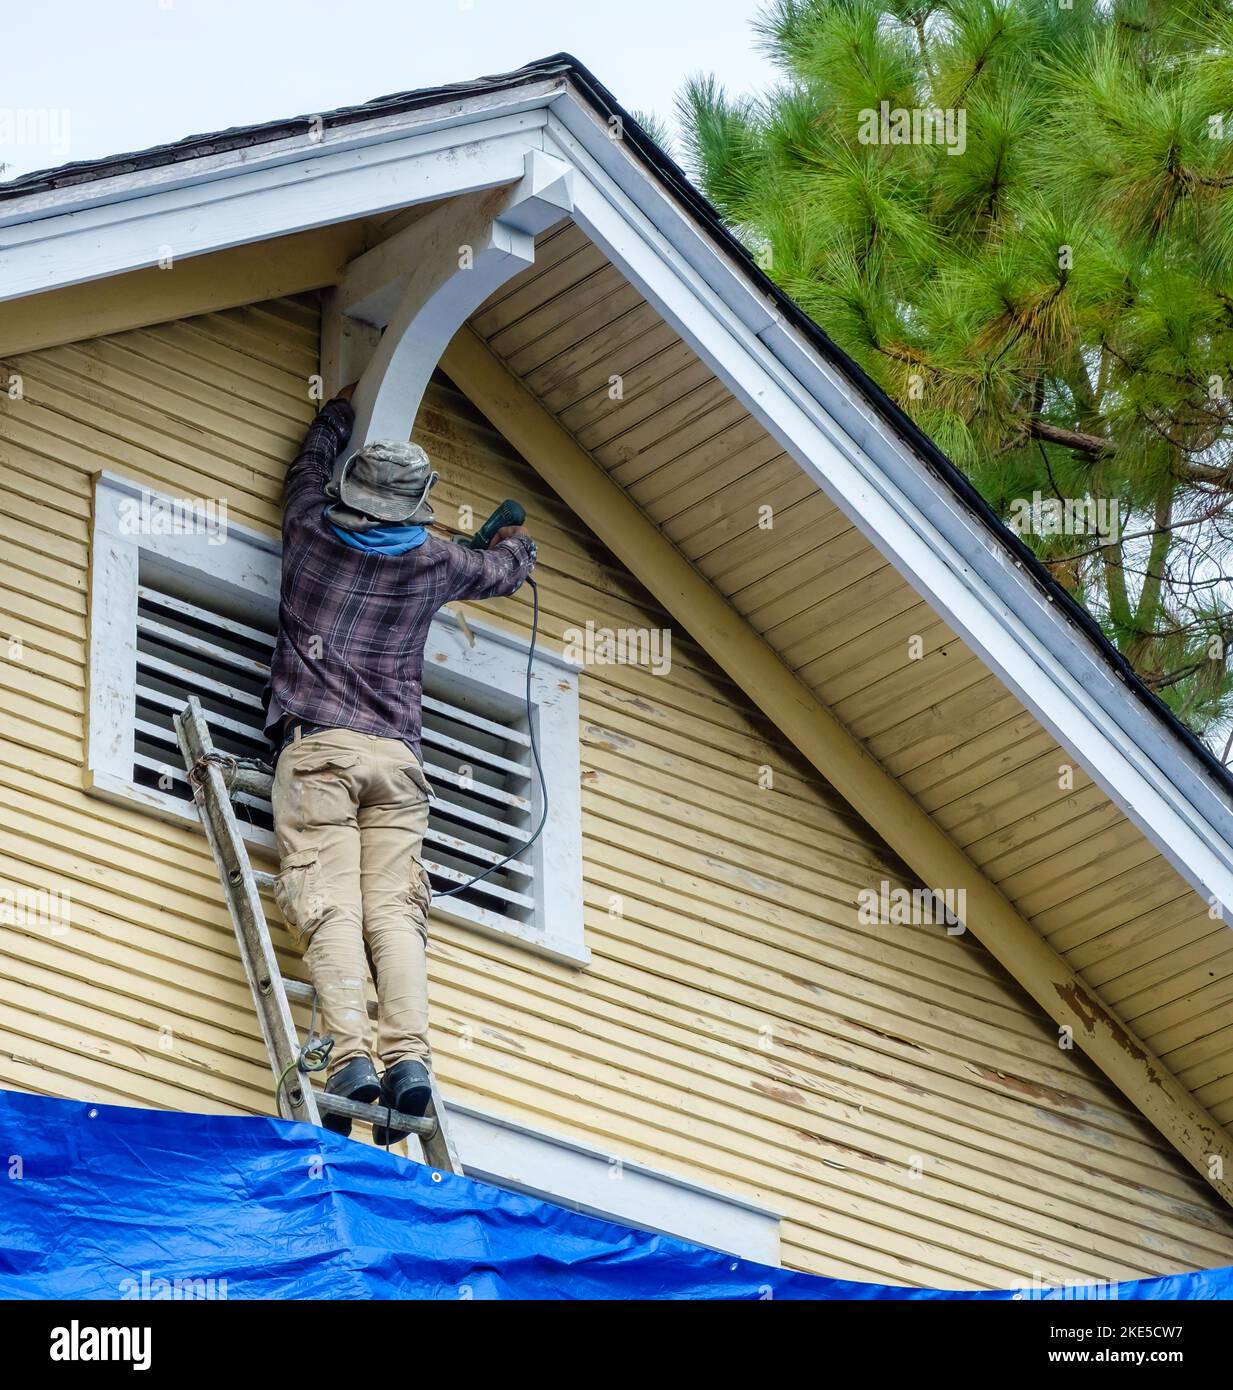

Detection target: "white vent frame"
[87, 471, 587, 967]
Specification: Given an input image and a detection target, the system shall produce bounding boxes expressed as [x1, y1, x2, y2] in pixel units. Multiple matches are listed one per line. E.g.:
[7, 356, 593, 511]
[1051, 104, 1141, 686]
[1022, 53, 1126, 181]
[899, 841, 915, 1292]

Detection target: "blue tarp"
[1, 1088, 1229, 1299]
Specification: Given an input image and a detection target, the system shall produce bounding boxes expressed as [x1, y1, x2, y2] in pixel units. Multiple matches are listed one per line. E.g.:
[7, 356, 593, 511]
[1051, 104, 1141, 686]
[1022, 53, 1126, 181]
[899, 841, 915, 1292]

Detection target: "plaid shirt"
[264, 397, 537, 758]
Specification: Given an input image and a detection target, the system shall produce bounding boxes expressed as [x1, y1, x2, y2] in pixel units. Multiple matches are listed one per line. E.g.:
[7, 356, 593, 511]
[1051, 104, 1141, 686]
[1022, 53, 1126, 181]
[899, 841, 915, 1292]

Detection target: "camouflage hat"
[336, 440, 438, 524]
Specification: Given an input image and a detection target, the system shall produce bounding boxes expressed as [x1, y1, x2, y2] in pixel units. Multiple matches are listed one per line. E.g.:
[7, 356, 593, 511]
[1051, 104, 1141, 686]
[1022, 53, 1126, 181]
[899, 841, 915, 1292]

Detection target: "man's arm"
[444, 525, 538, 602]
[285, 391, 356, 516]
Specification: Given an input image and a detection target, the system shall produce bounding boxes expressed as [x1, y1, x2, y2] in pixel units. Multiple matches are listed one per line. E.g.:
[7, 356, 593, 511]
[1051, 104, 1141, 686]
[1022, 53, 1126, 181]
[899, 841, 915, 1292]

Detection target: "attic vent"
[419, 692, 536, 923]
[131, 562, 537, 930]
[133, 568, 275, 830]
[91, 472, 584, 964]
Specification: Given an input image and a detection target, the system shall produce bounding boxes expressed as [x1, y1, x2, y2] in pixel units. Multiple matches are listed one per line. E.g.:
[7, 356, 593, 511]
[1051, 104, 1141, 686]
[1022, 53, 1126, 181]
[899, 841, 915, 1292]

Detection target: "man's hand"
[490, 524, 529, 548]
[336, 381, 358, 403]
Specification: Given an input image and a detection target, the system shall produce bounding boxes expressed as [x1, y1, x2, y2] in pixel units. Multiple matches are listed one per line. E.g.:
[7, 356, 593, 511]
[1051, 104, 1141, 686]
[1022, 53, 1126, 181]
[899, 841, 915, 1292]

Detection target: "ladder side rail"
[421, 1072, 462, 1174]
[180, 698, 462, 1173]
[175, 696, 321, 1126]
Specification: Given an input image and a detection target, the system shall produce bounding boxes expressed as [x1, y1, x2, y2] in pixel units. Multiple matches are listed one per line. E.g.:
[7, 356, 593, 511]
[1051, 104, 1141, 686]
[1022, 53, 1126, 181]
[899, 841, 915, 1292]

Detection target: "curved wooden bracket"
[324, 148, 574, 461]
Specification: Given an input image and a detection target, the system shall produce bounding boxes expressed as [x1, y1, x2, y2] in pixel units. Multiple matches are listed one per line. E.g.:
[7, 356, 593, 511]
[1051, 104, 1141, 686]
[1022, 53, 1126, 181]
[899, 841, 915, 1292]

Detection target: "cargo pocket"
[273, 848, 327, 947]
[406, 861, 433, 938]
[415, 862, 433, 911]
[400, 761, 435, 801]
[291, 752, 360, 779]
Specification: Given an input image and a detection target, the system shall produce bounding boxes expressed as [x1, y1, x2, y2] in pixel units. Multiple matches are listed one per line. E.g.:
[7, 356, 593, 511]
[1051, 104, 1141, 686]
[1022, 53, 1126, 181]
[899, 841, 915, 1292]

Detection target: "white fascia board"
[446, 1099, 782, 1264]
[0, 110, 548, 302]
[0, 78, 567, 228]
[542, 99, 1233, 918]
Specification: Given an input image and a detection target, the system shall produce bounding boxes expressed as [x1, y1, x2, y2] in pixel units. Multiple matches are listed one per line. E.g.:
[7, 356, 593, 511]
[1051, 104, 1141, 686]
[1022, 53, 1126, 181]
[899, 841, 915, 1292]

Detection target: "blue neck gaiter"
[326, 513, 429, 557]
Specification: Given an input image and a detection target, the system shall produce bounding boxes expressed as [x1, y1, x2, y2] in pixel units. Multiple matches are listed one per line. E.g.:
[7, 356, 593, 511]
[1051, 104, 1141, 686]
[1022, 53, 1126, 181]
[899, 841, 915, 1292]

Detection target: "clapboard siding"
[1, 294, 1232, 1287]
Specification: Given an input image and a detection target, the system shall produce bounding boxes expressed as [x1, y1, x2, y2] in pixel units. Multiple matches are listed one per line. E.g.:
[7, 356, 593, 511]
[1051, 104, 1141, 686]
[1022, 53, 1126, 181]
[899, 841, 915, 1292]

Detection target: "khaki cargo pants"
[271, 727, 433, 1079]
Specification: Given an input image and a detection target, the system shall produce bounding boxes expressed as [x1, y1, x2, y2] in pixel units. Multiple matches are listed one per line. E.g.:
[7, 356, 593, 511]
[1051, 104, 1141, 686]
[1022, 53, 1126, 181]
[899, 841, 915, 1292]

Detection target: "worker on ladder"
[264, 387, 536, 1145]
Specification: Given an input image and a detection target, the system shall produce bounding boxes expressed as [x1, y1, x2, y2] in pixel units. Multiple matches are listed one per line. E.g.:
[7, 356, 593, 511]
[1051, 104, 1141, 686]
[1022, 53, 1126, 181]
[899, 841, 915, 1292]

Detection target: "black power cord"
[433, 575, 548, 899]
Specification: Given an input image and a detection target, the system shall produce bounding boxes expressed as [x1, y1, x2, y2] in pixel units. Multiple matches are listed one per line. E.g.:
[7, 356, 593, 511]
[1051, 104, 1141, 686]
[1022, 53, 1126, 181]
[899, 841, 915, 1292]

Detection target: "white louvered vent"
[418, 690, 536, 926]
[132, 560, 538, 932]
[91, 474, 583, 963]
[133, 566, 276, 830]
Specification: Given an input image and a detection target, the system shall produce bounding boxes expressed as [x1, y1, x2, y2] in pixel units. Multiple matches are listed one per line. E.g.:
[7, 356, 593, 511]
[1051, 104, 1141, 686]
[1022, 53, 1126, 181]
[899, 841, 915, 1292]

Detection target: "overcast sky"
[0, 0, 777, 179]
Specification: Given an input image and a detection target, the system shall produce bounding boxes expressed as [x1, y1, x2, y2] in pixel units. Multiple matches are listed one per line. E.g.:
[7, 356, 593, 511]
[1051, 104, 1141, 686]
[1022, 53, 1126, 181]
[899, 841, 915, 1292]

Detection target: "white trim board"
[0, 114, 548, 301]
[0, 80, 568, 229]
[446, 1099, 781, 1265]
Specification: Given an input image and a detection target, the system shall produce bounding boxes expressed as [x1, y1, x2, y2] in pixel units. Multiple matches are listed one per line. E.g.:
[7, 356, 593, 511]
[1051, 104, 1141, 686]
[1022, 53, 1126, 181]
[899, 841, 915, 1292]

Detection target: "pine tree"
[680, 0, 1233, 752]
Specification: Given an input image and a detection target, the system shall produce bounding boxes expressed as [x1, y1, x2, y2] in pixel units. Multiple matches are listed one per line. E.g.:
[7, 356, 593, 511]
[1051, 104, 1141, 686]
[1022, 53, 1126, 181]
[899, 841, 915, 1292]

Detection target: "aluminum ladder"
[174, 694, 460, 1174]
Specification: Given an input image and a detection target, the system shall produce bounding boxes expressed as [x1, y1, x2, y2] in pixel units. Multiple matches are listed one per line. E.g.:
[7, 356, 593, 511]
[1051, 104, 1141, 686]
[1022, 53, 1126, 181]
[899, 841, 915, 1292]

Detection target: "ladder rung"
[230, 763, 274, 799]
[315, 1091, 436, 1140]
[284, 973, 378, 1021]
[132, 753, 270, 813]
[282, 983, 442, 1142]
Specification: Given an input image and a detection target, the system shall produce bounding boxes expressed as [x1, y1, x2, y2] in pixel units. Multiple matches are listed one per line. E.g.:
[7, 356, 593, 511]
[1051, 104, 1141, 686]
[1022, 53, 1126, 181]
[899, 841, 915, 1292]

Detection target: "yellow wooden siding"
[1, 294, 1232, 1288]
[473, 222, 1233, 1131]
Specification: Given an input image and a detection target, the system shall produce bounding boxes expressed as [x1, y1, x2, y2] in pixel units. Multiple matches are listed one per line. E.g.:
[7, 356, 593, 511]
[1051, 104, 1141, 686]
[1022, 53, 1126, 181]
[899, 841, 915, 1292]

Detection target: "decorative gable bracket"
[323, 147, 574, 458]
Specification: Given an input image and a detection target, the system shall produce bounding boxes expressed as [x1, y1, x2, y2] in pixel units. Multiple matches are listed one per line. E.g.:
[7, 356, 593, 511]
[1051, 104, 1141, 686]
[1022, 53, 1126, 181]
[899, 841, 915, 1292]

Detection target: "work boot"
[372, 1058, 433, 1148]
[322, 1056, 381, 1139]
